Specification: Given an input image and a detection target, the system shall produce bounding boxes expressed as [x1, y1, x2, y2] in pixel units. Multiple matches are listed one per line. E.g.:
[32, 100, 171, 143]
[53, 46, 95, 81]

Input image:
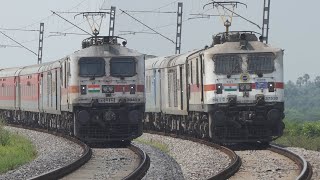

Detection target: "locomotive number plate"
[99, 98, 115, 103]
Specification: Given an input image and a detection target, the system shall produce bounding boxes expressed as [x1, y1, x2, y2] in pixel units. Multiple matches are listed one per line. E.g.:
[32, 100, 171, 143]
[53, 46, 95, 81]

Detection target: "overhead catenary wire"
[0, 31, 37, 56]
[51, 10, 93, 36]
[119, 9, 175, 44]
[206, 2, 261, 29]
[0, 44, 23, 48]
[122, 10, 177, 14]
[0, 28, 39, 32]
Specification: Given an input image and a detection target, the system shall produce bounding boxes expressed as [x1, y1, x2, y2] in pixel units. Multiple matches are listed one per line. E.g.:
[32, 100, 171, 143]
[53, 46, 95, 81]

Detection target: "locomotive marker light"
[130, 84, 136, 94]
[216, 83, 223, 94]
[268, 82, 275, 92]
[80, 85, 87, 95]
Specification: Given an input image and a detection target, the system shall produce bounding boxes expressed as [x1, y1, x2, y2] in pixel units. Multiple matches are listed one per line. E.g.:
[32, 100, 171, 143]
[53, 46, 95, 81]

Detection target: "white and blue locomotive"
[144, 31, 285, 143]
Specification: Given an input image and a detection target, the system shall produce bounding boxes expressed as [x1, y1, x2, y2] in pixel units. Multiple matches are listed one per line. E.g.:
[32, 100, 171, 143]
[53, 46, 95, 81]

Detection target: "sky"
[0, 0, 319, 82]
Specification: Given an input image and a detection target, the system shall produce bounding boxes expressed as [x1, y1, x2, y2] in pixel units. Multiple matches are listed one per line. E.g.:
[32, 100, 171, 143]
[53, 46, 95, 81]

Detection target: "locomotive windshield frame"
[79, 57, 105, 77]
[110, 57, 136, 77]
[213, 54, 242, 75]
[247, 53, 275, 74]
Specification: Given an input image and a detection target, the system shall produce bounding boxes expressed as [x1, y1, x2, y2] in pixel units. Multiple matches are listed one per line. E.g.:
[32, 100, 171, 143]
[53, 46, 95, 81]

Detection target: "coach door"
[200, 55, 204, 107]
[56, 68, 61, 112]
[15, 77, 20, 110]
[179, 65, 184, 110]
[39, 74, 43, 111]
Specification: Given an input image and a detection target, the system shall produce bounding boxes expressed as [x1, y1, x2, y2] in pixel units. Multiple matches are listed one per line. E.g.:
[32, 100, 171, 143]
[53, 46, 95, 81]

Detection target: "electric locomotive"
[0, 36, 145, 143]
[144, 31, 285, 143]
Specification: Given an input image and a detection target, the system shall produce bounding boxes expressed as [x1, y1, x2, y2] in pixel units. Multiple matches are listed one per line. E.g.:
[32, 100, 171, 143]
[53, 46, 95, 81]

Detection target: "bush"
[275, 120, 320, 150]
[302, 122, 320, 137]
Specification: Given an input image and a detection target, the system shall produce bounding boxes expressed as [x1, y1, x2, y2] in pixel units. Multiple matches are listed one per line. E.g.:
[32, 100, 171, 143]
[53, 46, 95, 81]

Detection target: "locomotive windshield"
[110, 57, 136, 77]
[79, 57, 105, 77]
[214, 55, 242, 75]
[247, 53, 275, 74]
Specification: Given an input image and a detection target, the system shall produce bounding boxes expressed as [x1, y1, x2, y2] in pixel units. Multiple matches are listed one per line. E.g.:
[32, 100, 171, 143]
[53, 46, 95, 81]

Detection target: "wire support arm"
[51, 10, 93, 36]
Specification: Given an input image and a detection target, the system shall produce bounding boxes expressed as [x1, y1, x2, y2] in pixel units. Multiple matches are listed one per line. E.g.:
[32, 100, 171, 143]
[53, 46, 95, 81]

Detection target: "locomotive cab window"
[79, 57, 105, 77]
[110, 57, 136, 77]
[247, 53, 275, 74]
[214, 55, 242, 75]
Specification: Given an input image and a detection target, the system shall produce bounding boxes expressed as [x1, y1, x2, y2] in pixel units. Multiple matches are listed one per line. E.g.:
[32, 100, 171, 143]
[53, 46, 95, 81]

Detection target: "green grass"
[275, 135, 320, 151]
[0, 122, 37, 174]
[134, 138, 170, 153]
[274, 120, 320, 151]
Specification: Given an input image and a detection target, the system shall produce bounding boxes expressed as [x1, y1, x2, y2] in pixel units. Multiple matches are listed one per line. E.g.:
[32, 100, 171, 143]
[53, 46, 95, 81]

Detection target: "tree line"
[285, 74, 320, 121]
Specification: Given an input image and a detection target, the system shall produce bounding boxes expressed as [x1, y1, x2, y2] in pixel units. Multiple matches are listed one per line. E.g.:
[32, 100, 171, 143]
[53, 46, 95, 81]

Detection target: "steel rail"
[268, 144, 313, 180]
[144, 130, 241, 180]
[124, 144, 151, 180]
[7, 124, 92, 180]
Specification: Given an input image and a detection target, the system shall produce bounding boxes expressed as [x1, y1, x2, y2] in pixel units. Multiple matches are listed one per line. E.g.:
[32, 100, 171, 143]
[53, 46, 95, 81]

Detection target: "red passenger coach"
[0, 36, 146, 144]
[0, 77, 15, 101]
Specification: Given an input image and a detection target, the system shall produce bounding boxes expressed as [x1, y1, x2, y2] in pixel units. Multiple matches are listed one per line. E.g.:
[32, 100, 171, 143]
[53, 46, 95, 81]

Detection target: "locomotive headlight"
[239, 83, 252, 92]
[268, 82, 275, 92]
[102, 85, 114, 93]
[80, 85, 87, 95]
[130, 84, 136, 94]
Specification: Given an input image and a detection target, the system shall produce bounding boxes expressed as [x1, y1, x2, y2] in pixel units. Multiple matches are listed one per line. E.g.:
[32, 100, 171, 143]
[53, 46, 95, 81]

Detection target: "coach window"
[79, 57, 105, 77]
[110, 57, 136, 77]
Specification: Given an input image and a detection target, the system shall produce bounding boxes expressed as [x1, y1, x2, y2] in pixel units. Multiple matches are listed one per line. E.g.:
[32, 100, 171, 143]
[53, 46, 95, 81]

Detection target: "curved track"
[144, 130, 241, 180]
[8, 124, 150, 180]
[145, 130, 313, 180]
[227, 143, 313, 180]
[269, 144, 313, 180]
[62, 144, 150, 180]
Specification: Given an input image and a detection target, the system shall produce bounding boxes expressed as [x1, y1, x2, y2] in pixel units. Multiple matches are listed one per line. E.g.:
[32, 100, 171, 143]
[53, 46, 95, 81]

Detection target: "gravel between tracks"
[133, 142, 185, 180]
[137, 133, 230, 180]
[62, 148, 140, 180]
[0, 126, 83, 180]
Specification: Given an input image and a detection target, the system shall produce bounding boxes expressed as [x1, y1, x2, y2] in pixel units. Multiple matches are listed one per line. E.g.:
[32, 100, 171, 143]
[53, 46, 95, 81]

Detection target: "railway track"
[269, 144, 312, 180]
[226, 143, 313, 180]
[7, 124, 150, 180]
[144, 130, 241, 180]
[62, 144, 150, 180]
[145, 130, 313, 180]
